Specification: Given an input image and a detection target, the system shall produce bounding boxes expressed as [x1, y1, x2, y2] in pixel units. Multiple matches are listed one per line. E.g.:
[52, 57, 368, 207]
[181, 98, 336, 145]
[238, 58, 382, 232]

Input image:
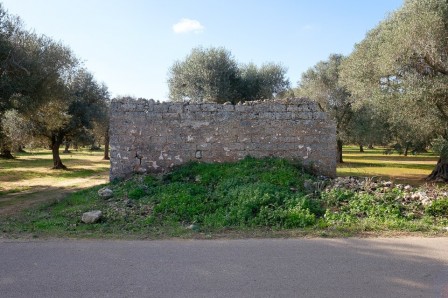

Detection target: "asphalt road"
[1, 237, 447, 298]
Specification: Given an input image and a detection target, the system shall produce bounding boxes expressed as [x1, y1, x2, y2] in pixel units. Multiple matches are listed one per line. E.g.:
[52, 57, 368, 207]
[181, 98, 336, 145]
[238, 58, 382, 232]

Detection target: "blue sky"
[2, 0, 403, 101]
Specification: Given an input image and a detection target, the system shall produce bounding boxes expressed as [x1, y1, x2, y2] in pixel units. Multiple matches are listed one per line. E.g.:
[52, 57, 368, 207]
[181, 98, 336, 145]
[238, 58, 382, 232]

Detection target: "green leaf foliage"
[168, 46, 290, 103]
[340, 0, 448, 164]
[425, 199, 448, 218]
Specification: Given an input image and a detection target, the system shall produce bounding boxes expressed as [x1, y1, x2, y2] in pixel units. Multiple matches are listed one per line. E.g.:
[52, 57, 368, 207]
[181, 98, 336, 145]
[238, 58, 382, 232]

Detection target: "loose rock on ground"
[81, 210, 102, 224]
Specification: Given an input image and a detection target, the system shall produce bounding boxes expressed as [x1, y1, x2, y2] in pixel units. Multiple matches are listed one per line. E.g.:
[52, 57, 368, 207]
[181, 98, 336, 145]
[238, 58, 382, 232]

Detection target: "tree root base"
[426, 160, 448, 182]
[52, 164, 68, 170]
[0, 152, 15, 159]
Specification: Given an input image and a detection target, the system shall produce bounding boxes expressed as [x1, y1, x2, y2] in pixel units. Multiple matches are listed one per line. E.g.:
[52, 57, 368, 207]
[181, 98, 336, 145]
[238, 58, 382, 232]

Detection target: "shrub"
[152, 183, 208, 222]
[283, 206, 316, 228]
[128, 188, 146, 200]
[320, 188, 355, 207]
[425, 199, 448, 217]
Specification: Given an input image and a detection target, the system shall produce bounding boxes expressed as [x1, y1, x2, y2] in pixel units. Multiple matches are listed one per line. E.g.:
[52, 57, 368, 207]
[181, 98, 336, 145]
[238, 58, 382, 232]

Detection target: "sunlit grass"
[0, 149, 109, 186]
[338, 146, 439, 184]
[0, 149, 110, 214]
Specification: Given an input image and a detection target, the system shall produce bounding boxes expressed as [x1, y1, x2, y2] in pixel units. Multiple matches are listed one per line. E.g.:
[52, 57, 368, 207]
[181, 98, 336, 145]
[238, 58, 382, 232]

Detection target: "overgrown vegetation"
[2, 157, 447, 239]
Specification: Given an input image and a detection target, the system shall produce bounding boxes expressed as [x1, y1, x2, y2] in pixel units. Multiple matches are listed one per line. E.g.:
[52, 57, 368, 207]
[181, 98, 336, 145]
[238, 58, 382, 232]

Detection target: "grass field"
[1, 156, 447, 239]
[0, 149, 109, 215]
[0, 146, 441, 218]
[338, 146, 439, 184]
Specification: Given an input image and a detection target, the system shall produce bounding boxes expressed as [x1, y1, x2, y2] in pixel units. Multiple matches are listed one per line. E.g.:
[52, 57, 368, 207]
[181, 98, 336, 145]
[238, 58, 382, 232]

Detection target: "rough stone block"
[153, 104, 169, 113]
[98, 187, 113, 199]
[168, 104, 183, 113]
[201, 104, 219, 112]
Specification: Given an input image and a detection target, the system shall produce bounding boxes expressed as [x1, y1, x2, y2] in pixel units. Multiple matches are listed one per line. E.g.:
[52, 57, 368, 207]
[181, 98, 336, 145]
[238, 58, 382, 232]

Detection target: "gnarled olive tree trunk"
[0, 148, 14, 159]
[427, 157, 448, 182]
[51, 133, 67, 169]
[337, 139, 343, 163]
[359, 144, 364, 153]
[63, 141, 71, 153]
[103, 125, 110, 160]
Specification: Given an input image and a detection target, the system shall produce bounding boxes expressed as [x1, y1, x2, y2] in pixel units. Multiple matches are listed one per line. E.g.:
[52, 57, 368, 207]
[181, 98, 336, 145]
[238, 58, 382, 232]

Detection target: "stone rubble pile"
[323, 176, 448, 206]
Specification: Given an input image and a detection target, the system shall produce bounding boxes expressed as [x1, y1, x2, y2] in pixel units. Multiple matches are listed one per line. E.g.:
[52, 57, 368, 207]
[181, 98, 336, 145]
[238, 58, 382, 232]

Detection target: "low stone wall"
[109, 98, 336, 180]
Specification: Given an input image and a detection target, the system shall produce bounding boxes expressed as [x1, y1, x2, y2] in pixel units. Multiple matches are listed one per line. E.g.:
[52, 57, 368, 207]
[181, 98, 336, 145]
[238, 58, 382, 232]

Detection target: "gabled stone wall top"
[109, 98, 336, 180]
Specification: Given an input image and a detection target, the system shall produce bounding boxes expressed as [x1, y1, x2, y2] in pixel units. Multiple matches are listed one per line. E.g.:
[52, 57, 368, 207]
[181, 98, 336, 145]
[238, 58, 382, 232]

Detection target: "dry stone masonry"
[109, 98, 337, 180]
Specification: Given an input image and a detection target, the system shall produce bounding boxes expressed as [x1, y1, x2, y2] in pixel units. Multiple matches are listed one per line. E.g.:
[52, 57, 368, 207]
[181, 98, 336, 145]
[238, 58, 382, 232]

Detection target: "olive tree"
[36, 69, 109, 169]
[340, 0, 448, 181]
[344, 103, 391, 152]
[296, 54, 352, 163]
[0, 5, 31, 157]
[168, 47, 240, 103]
[0, 4, 81, 161]
[239, 62, 290, 100]
[168, 46, 290, 103]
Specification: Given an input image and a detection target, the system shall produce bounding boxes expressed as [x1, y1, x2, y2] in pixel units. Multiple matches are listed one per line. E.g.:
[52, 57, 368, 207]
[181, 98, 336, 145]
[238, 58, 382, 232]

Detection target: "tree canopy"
[239, 62, 290, 101]
[296, 54, 352, 162]
[168, 47, 240, 103]
[168, 46, 290, 103]
[340, 0, 448, 180]
[0, 4, 109, 168]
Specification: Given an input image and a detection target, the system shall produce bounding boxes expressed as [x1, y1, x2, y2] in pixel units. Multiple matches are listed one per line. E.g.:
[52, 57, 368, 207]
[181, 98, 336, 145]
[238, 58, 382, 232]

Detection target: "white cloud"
[301, 24, 314, 32]
[172, 18, 204, 34]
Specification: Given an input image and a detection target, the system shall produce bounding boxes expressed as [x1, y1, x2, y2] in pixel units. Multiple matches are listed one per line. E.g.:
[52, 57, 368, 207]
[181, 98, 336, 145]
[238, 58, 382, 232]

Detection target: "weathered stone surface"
[98, 187, 113, 199]
[110, 98, 337, 180]
[81, 211, 102, 224]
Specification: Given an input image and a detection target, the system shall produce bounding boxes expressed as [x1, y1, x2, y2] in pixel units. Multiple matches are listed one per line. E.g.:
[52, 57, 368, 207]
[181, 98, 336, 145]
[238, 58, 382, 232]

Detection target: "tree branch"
[423, 56, 448, 76]
[436, 101, 448, 122]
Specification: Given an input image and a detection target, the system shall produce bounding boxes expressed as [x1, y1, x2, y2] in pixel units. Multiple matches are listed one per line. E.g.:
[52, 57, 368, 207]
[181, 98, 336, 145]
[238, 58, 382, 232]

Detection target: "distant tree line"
[0, 4, 110, 168]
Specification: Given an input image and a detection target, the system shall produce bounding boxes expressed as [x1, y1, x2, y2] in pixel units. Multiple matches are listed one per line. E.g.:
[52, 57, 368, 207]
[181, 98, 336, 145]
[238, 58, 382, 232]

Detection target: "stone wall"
[109, 98, 337, 180]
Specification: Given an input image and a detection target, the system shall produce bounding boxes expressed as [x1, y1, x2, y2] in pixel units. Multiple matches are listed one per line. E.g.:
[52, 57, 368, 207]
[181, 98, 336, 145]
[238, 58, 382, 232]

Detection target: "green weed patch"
[2, 156, 447, 239]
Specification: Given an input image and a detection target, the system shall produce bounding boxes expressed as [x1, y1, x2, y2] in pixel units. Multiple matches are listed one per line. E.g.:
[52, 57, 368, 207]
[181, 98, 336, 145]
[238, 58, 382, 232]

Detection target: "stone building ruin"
[109, 98, 337, 180]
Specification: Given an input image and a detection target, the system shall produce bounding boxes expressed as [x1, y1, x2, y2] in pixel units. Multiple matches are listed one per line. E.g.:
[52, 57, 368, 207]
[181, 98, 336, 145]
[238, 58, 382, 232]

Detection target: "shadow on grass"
[0, 158, 54, 169]
[12, 149, 104, 156]
[0, 156, 108, 169]
[337, 169, 427, 179]
[56, 167, 110, 179]
[343, 147, 437, 156]
[0, 183, 107, 216]
[339, 161, 436, 171]
[344, 155, 439, 162]
[0, 167, 110, 183]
